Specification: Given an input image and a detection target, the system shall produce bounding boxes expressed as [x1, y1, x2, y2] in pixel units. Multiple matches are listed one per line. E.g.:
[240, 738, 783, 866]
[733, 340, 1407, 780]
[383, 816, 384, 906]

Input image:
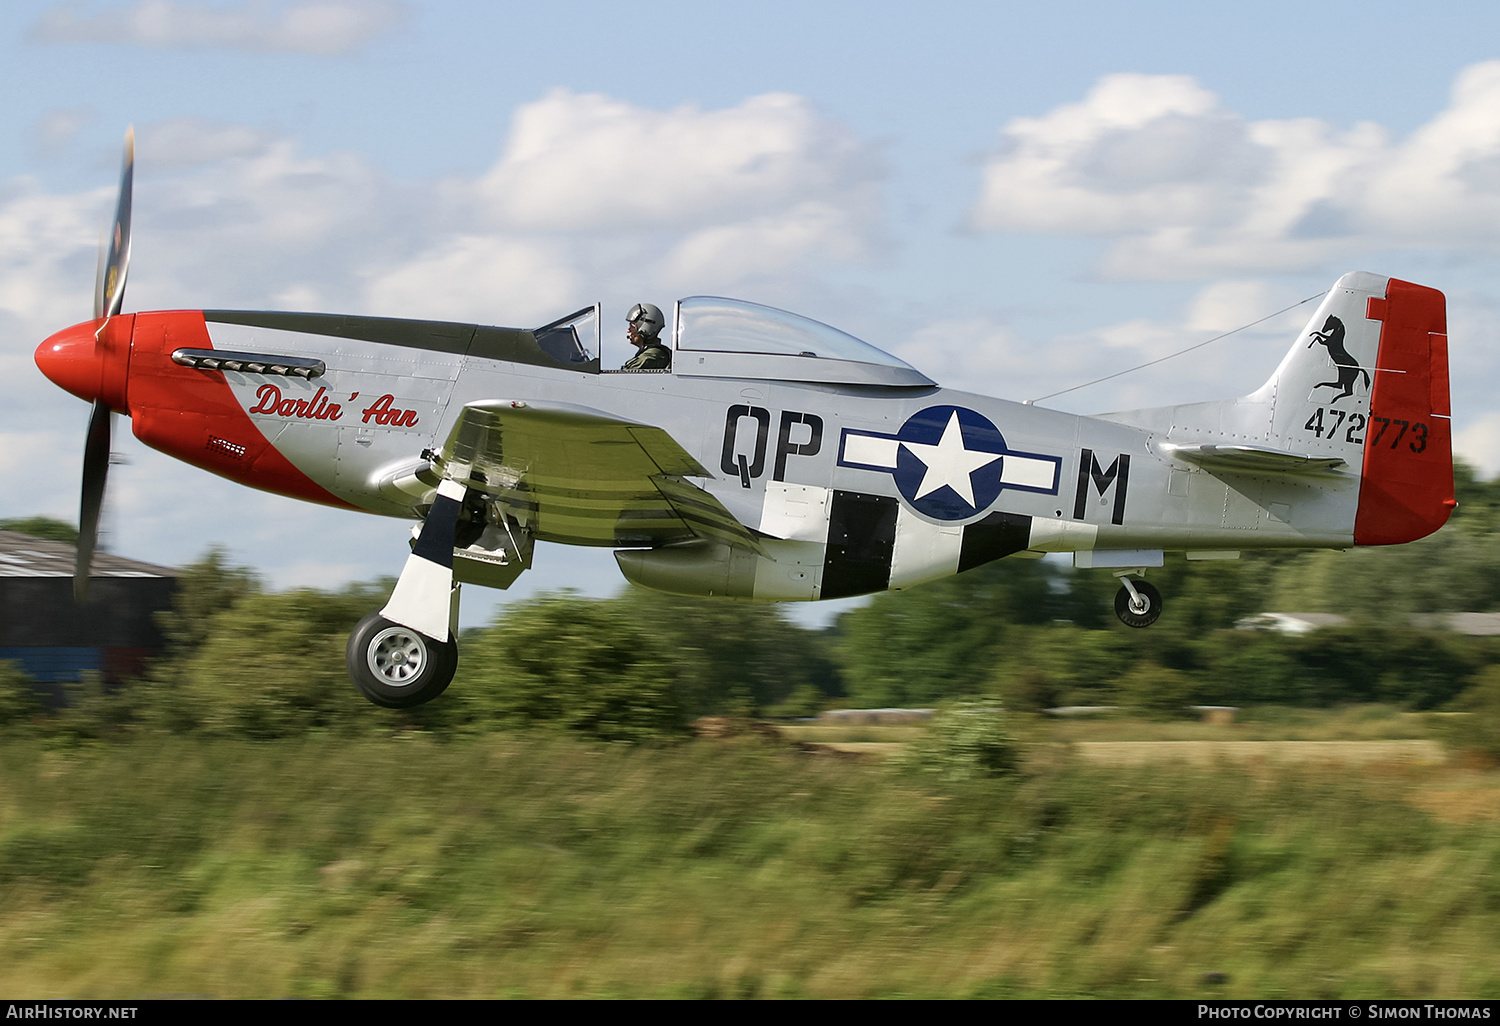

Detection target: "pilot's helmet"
[626, 302, 665, 341]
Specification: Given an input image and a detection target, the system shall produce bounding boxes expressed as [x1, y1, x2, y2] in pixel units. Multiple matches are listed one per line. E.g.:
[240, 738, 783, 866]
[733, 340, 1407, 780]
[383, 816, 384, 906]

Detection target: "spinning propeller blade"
[75, 399, 110, 602]
[95, 127, 133, 321]
[74, 128, 133, 600]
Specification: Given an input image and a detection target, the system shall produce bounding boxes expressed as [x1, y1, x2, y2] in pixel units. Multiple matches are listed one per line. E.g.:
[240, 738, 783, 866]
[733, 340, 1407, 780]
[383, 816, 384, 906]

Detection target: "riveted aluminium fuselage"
[156, 311, 1352, 550]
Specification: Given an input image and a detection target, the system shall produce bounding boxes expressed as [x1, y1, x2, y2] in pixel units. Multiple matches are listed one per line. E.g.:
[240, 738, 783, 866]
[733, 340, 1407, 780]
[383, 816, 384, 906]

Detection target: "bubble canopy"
[671, 296, 934, 387]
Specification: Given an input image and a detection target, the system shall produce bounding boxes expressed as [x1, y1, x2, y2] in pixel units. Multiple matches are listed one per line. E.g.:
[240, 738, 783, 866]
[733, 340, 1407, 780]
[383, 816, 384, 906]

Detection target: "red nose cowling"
[35, 316, 132, 412]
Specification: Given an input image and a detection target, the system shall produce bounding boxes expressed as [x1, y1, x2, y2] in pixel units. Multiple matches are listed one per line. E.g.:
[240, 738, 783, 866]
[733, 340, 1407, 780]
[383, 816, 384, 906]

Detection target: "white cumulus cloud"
[2, 91, 886, 346]
[136, 117, 280, 168]
[31, 108, 94, 156]
[369, 90, 886, 308]
[31, 0, 405, 55]
[971, 62, 1500, 279]
[364, 235, 579, 325]
[892, 280, 1318, 412]
[0, 182, 104, 329]
[477, 90, 881, 236]
[1456, 411, 1500, 480]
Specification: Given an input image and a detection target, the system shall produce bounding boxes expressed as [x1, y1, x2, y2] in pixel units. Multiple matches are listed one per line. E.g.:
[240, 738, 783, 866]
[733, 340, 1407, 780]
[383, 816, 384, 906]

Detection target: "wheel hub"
[367, 625, 428, 686]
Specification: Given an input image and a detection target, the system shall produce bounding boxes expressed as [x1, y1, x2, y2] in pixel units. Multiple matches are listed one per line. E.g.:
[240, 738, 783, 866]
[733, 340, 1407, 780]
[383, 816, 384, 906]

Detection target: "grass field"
[780, 704, 1443, 745]
[0, 712, 1496, 999]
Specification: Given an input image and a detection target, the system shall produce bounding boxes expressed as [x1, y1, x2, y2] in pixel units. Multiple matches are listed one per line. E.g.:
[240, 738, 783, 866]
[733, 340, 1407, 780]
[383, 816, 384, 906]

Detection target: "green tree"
[1195, 630, 1302, 706]
[154, 548, 262, 656]
[988, 624, 1133, 707]
[628, 588, 842, 716]
[0, 517, 78, 544]
[1450, 459, 1500, 534]
[1113, 661, 1201, 718]
[835, 557, 1059, 707]
[1254, 463, 1500, 618]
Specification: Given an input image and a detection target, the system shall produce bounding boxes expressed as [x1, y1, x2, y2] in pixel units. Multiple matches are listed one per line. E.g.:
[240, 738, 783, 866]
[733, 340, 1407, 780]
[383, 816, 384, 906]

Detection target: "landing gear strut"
[346, 611, 458, 708]
[1113, 573, 1162, 629]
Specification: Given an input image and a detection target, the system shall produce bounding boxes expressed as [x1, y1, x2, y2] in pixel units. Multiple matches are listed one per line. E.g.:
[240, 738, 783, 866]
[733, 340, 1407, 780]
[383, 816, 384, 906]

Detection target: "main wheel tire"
[1113, 580, 1163, 629]
[346, 611, 458, 708]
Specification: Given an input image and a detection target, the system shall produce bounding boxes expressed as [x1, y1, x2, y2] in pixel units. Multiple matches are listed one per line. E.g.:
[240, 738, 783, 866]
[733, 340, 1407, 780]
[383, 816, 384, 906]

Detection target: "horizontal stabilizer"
[1164, 443, 1348, 475]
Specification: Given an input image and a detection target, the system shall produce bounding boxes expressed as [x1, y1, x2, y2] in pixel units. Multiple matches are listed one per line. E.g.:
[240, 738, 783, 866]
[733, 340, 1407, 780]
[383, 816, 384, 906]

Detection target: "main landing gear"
[346, 611, 458, 708]
[344, 477, 534, 709]
[1113, 572, 1162, 629]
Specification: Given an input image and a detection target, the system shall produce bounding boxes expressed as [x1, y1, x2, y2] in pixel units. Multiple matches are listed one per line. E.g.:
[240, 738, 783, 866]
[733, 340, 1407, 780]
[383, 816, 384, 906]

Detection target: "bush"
[0, 660, 45, 730]
[152, 590, 376, 738]
[834, 558, 1060, 707]
[153, 548, 263, 656]
[1442, 667, 1500, 763]
[997, 665, 1061, 714]
[1113, 661, 1200, 719]
[900, 701, 1018, 780]
[637, 588, 843, 717]
[460, 593, 687, 742]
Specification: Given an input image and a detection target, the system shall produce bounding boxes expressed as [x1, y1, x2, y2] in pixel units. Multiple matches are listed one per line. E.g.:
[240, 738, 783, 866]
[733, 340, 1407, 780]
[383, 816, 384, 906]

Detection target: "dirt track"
[1074, 740, 1447, 767]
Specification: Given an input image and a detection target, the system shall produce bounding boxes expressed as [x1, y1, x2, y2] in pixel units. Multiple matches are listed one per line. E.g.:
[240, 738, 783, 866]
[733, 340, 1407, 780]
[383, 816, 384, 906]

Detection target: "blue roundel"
[892, 405, 1008, 521]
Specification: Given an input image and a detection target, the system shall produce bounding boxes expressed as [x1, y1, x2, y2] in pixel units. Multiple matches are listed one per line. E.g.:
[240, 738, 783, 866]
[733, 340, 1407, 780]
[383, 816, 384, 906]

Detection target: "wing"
[438, 400, 763, 551]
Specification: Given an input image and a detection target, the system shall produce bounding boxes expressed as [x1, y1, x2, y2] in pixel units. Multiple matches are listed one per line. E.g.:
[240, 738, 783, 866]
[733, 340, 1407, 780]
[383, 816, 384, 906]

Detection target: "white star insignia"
[900, 411, 1002, 508]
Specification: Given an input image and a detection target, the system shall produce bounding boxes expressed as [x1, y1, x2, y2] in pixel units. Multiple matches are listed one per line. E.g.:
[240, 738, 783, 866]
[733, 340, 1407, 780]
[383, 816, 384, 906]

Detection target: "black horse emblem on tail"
[1307, 315, 1369, 402]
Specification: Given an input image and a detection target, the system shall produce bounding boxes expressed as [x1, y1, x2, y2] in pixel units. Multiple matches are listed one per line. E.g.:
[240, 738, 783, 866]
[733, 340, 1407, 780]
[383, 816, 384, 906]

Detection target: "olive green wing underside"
[439, 400, 762, 551]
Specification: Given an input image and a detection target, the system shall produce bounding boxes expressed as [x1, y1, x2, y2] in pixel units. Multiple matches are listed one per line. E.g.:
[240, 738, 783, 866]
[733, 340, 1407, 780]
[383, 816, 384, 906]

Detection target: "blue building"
[0, 530, 177, 697]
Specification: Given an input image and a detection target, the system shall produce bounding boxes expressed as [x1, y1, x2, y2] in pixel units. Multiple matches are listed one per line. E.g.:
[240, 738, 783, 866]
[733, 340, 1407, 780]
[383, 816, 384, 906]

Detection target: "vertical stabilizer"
[1260, 271, 1387, 465]
[1256, 272, 1453, 544]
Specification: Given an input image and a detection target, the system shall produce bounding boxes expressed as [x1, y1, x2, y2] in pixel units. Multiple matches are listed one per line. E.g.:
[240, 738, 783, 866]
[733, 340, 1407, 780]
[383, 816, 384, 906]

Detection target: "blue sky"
[4, 1, 1500, 624]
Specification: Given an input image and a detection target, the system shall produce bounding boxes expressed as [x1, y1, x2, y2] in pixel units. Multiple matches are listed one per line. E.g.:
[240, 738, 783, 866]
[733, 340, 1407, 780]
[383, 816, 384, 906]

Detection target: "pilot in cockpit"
[621, 302, 672, 371]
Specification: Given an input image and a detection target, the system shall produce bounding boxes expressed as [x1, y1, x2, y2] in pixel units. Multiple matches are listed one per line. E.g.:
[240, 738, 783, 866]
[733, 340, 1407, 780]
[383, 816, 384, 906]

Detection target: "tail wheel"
[1114, 580, 1163, 629]
[346, 611, 457, 708]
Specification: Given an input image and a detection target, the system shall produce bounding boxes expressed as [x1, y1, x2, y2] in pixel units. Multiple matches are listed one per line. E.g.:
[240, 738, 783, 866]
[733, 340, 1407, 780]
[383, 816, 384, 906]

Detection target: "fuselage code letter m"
[1073, 449, 1129, 525]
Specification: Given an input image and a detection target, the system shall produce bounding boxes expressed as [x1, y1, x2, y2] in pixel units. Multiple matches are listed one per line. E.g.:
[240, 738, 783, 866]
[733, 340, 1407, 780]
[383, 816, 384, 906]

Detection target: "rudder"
[1353, 278, 1454, 544]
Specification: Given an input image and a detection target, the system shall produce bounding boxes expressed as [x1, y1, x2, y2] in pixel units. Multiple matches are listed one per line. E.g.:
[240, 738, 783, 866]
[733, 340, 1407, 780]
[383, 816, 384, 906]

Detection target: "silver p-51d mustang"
[36, 133, 1455, 707]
